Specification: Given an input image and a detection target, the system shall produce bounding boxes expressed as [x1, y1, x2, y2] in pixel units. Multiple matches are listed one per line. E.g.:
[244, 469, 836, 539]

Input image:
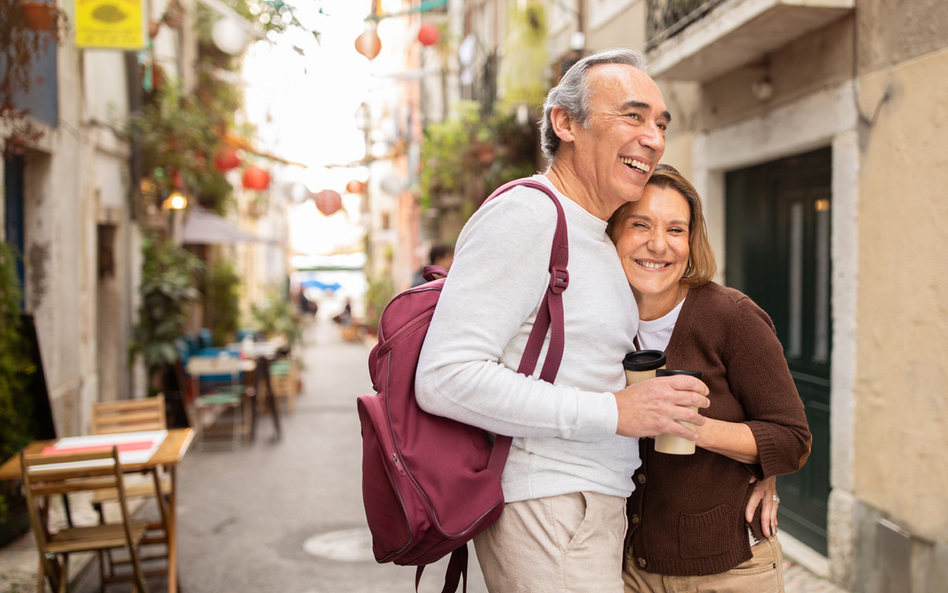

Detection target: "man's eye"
[627, 113, 641, 121]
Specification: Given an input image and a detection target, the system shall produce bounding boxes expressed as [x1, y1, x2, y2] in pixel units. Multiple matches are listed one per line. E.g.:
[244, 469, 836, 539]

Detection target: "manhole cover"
[303, 527, 375, 562]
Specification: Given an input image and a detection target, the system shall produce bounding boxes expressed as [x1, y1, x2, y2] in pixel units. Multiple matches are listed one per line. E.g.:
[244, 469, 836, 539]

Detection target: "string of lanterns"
[354, 0, 444, 61]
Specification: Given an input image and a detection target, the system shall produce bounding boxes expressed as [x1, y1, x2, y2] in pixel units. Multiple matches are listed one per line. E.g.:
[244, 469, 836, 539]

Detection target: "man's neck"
[544, 157, 631, 221]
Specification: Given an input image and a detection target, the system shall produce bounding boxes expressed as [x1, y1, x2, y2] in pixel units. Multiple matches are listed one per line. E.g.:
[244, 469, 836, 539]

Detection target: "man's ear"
[550, 106, 575, 144]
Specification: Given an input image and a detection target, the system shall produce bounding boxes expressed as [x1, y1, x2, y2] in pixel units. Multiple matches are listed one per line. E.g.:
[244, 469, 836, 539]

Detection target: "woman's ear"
[550, 106, 575, 144]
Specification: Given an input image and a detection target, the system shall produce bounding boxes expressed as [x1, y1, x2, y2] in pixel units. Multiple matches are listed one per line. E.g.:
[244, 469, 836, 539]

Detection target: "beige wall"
[854, 47, 948, 544]
[586, 0, 647, 53]
[700, 16, 854, 132]
[857, 0, 948, 72]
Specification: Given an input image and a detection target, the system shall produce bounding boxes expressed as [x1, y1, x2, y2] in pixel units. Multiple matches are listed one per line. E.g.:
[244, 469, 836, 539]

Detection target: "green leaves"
[130, 234, 204, 372]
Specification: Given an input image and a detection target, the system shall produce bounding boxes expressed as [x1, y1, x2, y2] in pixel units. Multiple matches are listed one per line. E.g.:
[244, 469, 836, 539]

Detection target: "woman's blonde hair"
[607, 164, 717, 287]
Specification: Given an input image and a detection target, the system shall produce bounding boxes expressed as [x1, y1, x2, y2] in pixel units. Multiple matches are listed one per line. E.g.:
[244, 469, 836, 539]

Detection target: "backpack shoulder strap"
[480, 178, 569, 475]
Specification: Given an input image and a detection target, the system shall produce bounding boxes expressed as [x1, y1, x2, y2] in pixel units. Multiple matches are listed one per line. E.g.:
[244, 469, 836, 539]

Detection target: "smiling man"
[415, 49, 710, 593]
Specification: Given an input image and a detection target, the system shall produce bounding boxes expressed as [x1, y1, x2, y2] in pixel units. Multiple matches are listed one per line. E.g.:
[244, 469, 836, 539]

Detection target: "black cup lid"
[623, 350, 666, 372]
[656, 369, 702, 379]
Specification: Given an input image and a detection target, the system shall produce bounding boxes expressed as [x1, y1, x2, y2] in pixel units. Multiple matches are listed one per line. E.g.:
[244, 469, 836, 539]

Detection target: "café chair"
[91, 395, 172, 577]
[185, 353, 254, 450]
[21, 446, 150, 593]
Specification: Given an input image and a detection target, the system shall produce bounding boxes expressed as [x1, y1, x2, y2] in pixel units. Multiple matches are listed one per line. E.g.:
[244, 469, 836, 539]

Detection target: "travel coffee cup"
[623, 350, 666, 385]
[653, 369, 703, 455]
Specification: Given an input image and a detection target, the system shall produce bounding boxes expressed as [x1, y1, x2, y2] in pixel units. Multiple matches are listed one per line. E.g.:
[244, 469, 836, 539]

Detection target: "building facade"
[575, 0, 948, 590]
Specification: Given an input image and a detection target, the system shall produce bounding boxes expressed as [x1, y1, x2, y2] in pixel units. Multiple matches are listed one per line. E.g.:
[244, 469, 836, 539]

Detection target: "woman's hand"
[746, 475, 779, 537]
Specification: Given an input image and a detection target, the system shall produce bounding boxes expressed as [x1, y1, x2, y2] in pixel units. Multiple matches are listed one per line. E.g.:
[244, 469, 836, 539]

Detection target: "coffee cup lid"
[623, 350, 666, 372]
[656, 368, 702, 379]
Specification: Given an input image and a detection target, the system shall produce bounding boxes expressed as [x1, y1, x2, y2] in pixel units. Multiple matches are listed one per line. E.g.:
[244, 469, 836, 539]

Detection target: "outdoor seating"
[263, 358, 300, 414]
[21, 447, 150, 593]
[185, 353, 254, 450]
[91, 395, 172, 575]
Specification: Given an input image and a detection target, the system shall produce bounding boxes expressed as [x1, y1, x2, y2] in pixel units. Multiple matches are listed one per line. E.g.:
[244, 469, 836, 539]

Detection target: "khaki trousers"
[622, 536, 785, 593]
[474, 491, 628, 593]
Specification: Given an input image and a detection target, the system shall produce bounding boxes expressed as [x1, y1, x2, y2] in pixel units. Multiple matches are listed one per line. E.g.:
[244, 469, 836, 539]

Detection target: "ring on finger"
[772, 494, 781, 503]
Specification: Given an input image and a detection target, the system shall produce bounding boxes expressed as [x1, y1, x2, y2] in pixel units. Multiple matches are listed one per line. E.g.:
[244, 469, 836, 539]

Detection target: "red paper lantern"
[314, 189, 342, 216]
[242, 166, 270, 190]
[21, 2, 55, 31]
[214, 146, 240, 171]
[355, 24, 382, 60]
[345, 179, 365, 194]
[417, 23, 440, 47]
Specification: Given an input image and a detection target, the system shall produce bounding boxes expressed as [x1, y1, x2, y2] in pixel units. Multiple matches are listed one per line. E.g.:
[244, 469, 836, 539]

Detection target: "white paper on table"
[37, 430, 169, 470]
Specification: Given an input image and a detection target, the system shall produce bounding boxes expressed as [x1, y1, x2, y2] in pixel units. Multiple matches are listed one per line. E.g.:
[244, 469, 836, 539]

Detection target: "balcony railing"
[646, 0, 725, 50]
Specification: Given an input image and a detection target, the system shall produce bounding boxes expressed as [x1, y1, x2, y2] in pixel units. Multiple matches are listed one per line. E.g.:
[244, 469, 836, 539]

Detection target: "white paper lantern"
[212, 18, 251, 56]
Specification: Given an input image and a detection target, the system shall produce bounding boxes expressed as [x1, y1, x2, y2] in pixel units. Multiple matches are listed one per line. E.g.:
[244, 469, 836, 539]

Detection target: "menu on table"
[39, 430, 168, 468]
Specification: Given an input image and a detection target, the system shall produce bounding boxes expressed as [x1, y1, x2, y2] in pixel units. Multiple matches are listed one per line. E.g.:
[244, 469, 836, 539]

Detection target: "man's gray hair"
[539, 48, 648, 161]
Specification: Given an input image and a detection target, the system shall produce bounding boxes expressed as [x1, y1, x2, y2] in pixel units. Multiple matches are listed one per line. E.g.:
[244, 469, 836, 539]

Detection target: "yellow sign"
[75, 0, 145, 50]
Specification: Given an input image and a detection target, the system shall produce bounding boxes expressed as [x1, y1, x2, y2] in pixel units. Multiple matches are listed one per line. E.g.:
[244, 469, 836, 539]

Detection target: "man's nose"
[640, 122, 665, 153]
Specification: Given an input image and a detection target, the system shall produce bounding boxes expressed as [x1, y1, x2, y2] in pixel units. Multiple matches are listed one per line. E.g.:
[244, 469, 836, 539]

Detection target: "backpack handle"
[480, 178, 569, 475]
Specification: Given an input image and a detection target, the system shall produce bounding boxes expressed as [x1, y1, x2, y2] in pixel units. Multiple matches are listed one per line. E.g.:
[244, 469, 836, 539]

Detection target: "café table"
[0, 428, 194, 593]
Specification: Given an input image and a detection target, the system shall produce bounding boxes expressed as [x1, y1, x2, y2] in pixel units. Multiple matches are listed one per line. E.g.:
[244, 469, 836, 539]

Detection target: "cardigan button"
[637, 557, 647, 568]
[631, 514, 640, 525]
[637, 473, 646, 485]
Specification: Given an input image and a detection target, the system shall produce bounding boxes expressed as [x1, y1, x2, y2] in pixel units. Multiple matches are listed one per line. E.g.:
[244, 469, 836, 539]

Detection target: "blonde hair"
[607, 164, 717, 287]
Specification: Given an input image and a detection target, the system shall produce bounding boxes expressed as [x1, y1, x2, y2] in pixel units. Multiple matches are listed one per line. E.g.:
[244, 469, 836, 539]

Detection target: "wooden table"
[0, 428, 194, 593]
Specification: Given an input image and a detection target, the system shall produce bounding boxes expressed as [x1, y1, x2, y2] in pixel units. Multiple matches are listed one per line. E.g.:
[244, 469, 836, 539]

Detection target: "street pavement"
[5, 316, 842, 593]
[72, 319, 488, 593]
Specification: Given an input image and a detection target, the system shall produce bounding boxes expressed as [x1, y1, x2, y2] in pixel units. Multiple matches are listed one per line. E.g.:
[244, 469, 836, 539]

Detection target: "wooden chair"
[21, 447, 150, 593]
[91, 395, 171, 579]
[92, 394, 167, 435]
[185, 353, 254, 450]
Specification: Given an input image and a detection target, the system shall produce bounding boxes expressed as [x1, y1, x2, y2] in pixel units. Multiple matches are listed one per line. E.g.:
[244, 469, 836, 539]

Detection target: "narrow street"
[72, 319, 488, 593]
[61, 318, 839, 593]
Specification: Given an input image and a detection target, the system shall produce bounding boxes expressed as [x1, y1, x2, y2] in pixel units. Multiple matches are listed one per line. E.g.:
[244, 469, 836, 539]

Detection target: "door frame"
[691, 81, 859, 583]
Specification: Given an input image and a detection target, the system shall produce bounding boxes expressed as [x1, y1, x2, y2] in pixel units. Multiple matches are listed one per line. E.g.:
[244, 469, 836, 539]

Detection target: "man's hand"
[746, 475, 779, 537]
[614, 376, 710, 439]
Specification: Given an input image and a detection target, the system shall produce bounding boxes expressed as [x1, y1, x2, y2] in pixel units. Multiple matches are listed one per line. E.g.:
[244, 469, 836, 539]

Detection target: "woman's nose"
[647, 232, 666, 252]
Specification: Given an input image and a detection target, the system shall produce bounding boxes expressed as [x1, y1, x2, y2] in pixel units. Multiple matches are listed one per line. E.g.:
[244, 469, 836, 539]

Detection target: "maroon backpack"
[356, 179, 569, 592]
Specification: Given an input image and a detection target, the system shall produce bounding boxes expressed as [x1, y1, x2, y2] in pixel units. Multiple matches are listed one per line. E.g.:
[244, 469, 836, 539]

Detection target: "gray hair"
[539, 48, 648, 161]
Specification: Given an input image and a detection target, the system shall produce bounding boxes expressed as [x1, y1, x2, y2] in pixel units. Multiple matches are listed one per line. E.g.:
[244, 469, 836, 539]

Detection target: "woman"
[607, 164, 812, 592]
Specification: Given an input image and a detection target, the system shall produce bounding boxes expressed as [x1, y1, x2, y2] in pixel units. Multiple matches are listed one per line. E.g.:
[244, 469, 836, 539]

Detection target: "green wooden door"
[725, 147, 832, 555]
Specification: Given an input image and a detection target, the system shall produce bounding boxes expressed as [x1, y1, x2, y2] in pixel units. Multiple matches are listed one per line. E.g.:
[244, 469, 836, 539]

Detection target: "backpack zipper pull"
[391, 453, 406, 475]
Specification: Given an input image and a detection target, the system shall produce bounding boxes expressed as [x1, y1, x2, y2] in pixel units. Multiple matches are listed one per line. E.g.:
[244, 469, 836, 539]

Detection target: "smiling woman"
[606, 164, 810, 593]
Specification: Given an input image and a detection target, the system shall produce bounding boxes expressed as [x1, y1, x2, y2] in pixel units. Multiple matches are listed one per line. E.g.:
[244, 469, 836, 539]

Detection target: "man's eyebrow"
[622, 100, 672, 124]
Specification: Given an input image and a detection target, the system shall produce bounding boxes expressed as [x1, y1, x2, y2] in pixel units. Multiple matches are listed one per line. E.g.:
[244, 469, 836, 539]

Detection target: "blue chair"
[185, 353, 253, 450]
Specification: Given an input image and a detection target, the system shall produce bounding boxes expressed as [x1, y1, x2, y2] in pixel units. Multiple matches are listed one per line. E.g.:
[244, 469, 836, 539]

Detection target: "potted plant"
[129, 234, 204, 394]
[204, 257, 242, 346]
[20, 0, 56, 31]
[250, 290, 302, 348]
[0, 0, 68, 154]
[0, 242, 34, 546]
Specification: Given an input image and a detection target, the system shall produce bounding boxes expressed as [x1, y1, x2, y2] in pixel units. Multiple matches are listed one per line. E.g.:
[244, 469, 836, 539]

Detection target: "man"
[411, 243, 454, 287]
[415, 49, 710, 592]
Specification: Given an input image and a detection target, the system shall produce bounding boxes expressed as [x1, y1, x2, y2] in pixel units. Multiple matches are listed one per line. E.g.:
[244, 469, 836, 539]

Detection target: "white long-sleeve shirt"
[415, 175, 642, 502]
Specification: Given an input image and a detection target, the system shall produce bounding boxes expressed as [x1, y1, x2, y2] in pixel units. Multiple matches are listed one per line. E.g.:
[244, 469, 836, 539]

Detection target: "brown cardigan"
[625, 282, 812, 577]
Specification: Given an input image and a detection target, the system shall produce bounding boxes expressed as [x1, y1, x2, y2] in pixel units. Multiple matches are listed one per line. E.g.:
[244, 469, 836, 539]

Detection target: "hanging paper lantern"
[242, 166, 270, 190]
[417, 23, 440, 47]
[355, 23, 382, 60]
[314, 189, 342, 216]
[212, 17, 251, 56]
[345, 179, 365, 194]
[214, 146, 240, 171]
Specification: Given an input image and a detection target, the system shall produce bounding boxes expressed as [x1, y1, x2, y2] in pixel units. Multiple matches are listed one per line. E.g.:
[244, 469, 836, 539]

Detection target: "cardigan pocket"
[678, 503, 732, 559]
